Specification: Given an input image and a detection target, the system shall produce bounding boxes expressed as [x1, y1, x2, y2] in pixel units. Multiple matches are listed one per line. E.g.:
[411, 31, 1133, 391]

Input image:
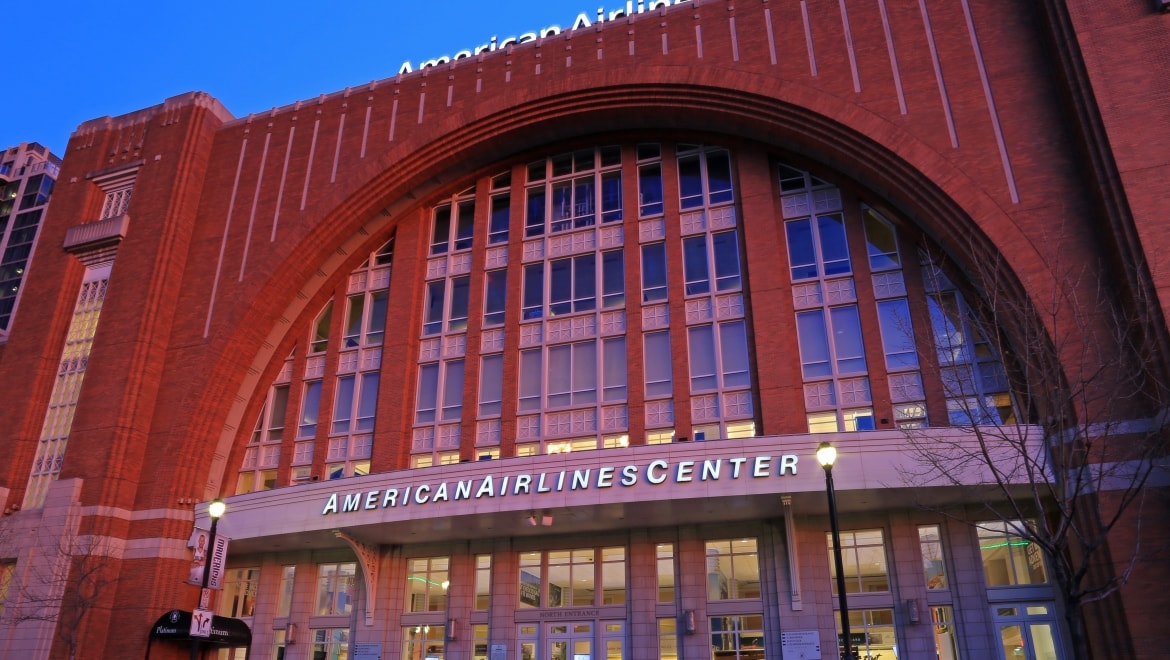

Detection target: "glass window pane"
[830, 305, 867, 374]
[603, 337, 627, 401]
[479, 354, 504, 417]
[416, 364, 439, 423]
[523, 264, 544, 320]
[796, 310, 831, 379]
[356, 373, 379, 431]
[639, 163, 664, 216]
[864, 208, 900, 271]
[448, 276, 470, 332]
[431, 205, 451, 254]
[344, 295, 365, 347]
[572, 341, 598, 404]
[706, 150, 733, 204]
[786, 219, 818, 280]
[688, 325, 717, 391]
[574, 253, 596, 312]
[877, 298, 918, 370]
[602, 250, 625, 308]
[644, 331, 673, 397]
[368, 290, 388, 344]
[332, 376, 355, 434]
[490, 194, 510, 243]
[550, 259, 572, 316]
[519, 350, 542, 411]
[424, 280, 445, 335]
[484, 270, 507, 325]
[817, 214, 851, 276]
[526, 187, 546, 237]
[719, 320, 751, 388]
[712, 231, 741, 291]
[299, 381, 322, 437]
[678, 156, 703, 209]
[548, 345, 572, 407]
[455, 200, 475, 250]
[601, 170, 623, 222]
[683, 236, 710, 296]
[442, 360, 465, 421]
[642, 243, 668, 302]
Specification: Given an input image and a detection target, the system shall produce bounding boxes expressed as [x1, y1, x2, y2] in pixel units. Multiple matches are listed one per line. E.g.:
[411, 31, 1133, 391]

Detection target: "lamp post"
[817, 442, 853, 660]
[191, 498, 226, 660]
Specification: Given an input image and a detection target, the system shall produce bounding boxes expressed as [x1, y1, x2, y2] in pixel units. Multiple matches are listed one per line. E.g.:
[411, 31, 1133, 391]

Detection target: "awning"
[149, 610, 252, 646]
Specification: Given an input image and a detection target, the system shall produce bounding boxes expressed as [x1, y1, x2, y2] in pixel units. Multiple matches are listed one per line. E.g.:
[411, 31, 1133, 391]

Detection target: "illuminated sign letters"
[398, 0, 691, 74]
[321, 453, 800, 516]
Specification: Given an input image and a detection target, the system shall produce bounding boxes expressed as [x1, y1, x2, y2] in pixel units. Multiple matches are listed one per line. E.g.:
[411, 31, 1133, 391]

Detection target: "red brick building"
[1, 1, 1167, 659]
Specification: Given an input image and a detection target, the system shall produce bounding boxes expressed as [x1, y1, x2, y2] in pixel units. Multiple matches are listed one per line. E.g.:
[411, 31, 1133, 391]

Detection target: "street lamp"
[817, 442, 853, 660]
[191, 498, 226, 660]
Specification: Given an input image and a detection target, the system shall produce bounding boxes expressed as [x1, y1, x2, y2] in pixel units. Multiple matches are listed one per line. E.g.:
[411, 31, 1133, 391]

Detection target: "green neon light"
[980, 541, 1030, 550]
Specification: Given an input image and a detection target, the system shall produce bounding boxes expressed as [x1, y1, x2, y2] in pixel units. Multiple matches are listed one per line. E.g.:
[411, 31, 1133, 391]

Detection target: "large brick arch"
[193, 81, 1041, 496]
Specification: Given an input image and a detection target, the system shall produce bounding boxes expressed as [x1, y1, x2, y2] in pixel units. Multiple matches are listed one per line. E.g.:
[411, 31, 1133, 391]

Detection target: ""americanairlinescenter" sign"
[322, 453, 800, 516]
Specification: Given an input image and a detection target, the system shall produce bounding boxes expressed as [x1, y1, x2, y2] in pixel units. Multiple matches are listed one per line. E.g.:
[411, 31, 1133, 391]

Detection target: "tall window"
[402, 624, 445, 660]
[837, 609, 897, 660]
[316, 563, 357, 616]
[978, 521, 1047, 586]
[406, 557, 450, 612]
[705, 539, 760, 600]
[827, 530, 889, 594]
[218, 567, 259, 618]
[517, 547, 626, 608]
[919, 525, 949, 590]
[276, 566, 296, 617]
[237, 382, 288, 494]
[24, 264, 111, 509]
[637, 143, 664, 217]
[489, 172, 511, 244]
[311, 629, 350, 660]
[525, 146, 622, 237]
[924, 264, 1016, 426]
[708, 615, 764, 660]
[641, 242, 668, 302]
[676, 145, 733, 209]
[342, 289, 388, 347]
[657, 543, 676, 603]
[0, 562, 14, 620]
[430, 192, 475, 255]
[475, 554, 492, 610]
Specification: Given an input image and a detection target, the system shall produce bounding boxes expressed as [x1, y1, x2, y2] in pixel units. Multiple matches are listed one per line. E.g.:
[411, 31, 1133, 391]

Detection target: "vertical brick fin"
[801, 1, 818, 76]
[389, 98, 399, 142]
[918, 0, 958, 148]
[239, 131, 272, 281]
[764, 8, 777, 66]
[300, 118, 321, 211]
[330, 113, 346, 184]
[729, 16, 739, 62]
[839, 0, 861, 93]
[272, 125, 295, 242]
[204, 138, 249, 338]
[960, 0, 1019, 204]
[360, 104, 372, 159]
[876, 0, 907, 115]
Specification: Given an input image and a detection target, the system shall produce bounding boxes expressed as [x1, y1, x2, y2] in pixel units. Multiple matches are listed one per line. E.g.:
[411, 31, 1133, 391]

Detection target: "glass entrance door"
[548, 622, 592, 660]
[993, 604, 1063, 660]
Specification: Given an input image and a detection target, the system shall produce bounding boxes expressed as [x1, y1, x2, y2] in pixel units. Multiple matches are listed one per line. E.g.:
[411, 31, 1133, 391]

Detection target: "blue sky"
[3, 0, 607, 155]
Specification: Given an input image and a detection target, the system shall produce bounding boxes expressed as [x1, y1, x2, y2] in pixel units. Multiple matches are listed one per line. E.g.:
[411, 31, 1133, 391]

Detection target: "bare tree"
[899, 246, 1170, 660]
[0, 520, 118, 660]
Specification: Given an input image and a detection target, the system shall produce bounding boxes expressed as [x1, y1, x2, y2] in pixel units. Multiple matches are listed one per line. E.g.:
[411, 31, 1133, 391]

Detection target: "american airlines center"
[1, 1, 1167, 659]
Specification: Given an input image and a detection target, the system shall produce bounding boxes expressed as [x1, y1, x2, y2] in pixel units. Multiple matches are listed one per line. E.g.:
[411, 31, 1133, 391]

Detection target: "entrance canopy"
[149, 609, 252, 646]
